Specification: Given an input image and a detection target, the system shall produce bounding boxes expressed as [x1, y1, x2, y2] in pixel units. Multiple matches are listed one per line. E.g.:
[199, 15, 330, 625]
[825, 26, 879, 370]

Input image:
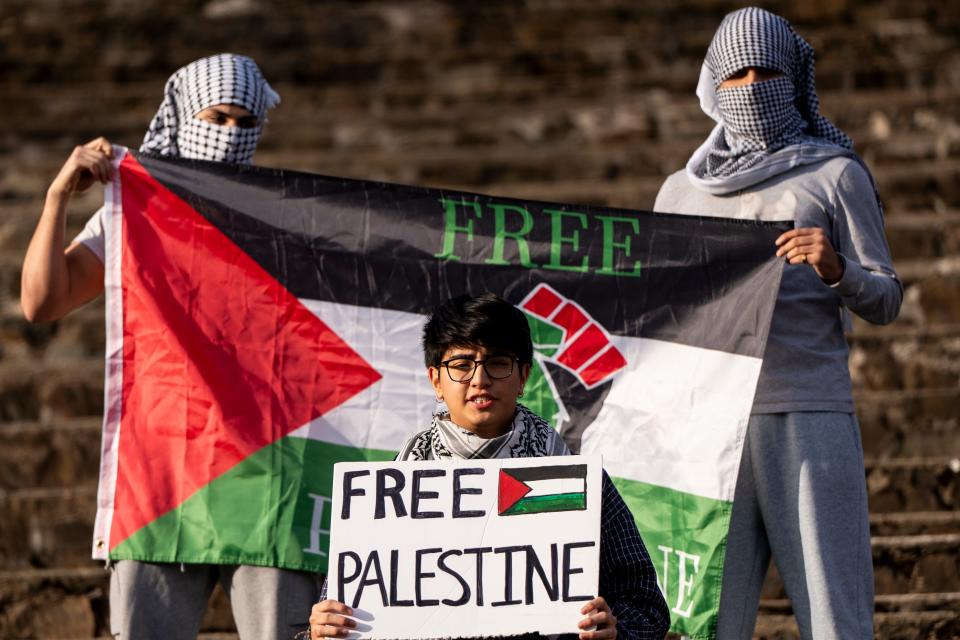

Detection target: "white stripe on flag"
[94, 147, 130, 559]
[291, 300, 760, 505]
[525, 477, 585, 498]
[289, 300, 435, 452]
[580, 335, 760, 503]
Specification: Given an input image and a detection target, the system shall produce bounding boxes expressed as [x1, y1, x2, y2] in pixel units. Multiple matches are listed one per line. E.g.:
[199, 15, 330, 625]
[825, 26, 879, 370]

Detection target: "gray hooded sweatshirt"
[655, 144, 902, 413]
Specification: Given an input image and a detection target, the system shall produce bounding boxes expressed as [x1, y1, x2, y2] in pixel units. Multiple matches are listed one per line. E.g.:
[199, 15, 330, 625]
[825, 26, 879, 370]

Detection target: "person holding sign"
[308, 293, 670, 640]
[654, 7, 901, 639]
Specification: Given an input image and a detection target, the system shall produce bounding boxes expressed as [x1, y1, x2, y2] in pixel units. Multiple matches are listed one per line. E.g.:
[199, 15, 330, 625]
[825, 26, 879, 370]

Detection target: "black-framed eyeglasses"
[439, 355, 518, 382]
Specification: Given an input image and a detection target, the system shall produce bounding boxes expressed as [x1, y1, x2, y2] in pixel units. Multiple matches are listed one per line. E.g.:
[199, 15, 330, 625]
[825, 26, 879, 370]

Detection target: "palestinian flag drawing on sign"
[498, 464, 588, 516]
[94, 148, 786, 639]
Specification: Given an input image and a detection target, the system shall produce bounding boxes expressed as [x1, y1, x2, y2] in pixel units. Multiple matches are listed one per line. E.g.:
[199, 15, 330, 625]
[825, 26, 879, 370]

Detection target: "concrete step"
[763, 530, 957, 602]
[872, 535, 960, 595]
[882, 211, 960, 262]
[0, 566, 106, 638]
[6, 81, 960, 164]
[865, 457, 960, 513]
[0, 303, 105, 362]
[0, 485, 99, 571]
[760, 592, 960, 613]
[856, 387, 959, 458]
[861, 132, 960, 167]
[871, 510, 960, 536]
[0, 360, 103, 422]
[894, 257, 960, 284]
[2, 3, 956, 100]
[0, 418, 102, 490]
[0, 567, 236, 638]
[877, 160, 960, 212]
[754, 607, 960, 640]
[848, 322, 960, 392]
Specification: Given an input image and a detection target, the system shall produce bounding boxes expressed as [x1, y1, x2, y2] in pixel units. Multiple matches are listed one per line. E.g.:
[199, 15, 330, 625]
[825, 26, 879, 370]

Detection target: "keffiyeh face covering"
[693, 7, 852, 179]
[140, 53, 281, 164]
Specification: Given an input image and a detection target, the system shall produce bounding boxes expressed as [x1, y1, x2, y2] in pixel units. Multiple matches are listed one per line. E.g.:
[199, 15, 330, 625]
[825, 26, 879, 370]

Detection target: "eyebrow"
[446, 349, 513, 359]
[445, 351, 478, 359]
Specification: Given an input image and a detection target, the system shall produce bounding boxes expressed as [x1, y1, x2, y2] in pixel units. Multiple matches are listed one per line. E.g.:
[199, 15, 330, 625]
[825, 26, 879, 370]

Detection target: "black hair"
[422, 293, 533, 368]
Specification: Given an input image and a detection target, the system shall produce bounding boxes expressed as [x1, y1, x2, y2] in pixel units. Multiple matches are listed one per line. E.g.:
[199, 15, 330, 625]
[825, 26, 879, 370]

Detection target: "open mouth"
[468, 394, 495, 408]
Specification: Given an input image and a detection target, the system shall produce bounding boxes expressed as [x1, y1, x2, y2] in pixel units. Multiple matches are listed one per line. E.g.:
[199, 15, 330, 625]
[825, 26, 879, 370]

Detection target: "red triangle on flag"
[498, 469, 532, 515]
[109, 154, 382, 549]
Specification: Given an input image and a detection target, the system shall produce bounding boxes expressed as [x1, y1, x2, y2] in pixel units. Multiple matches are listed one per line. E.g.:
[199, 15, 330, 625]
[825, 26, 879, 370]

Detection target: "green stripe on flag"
[611, 476, 731, 640]
[110, 436, 396, 573]
[503, 492, 586, 515]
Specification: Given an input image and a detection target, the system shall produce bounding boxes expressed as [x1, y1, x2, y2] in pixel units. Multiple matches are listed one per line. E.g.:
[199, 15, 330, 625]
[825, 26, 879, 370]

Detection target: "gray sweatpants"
[109, 561, 321, 640]
[715, 412, 874, 640]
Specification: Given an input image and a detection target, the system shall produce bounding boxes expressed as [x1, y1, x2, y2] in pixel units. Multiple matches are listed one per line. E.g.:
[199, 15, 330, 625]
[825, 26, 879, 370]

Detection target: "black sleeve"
[598, 472, 671, 640]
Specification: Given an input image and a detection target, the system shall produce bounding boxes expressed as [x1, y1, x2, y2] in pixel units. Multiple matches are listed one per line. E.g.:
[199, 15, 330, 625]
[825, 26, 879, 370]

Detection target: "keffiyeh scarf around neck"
[140, 53, 280, 164]
[687, 7, 853, 193]
[397, 404, 571, 461]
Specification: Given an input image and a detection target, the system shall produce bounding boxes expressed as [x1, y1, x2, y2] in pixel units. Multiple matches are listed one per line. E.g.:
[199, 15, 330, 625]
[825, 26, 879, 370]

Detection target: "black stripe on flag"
[134, 153, 787, 358]
[506, 464, 588, 482]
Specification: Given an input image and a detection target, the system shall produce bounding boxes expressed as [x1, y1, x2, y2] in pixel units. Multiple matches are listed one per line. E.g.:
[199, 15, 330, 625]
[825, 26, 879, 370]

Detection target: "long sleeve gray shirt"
[655, 155, 902, 413]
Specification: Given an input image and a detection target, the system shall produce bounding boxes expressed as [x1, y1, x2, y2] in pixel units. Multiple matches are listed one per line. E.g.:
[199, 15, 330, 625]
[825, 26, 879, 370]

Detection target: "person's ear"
[429, 366, 443, 400]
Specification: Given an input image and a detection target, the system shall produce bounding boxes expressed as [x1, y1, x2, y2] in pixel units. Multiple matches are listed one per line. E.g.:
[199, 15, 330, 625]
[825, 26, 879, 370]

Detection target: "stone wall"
[1, 1, 958, 638]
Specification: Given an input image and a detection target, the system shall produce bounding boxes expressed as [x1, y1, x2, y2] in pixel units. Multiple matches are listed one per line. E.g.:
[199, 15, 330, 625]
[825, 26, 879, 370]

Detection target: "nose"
[471, 362, 492, 386]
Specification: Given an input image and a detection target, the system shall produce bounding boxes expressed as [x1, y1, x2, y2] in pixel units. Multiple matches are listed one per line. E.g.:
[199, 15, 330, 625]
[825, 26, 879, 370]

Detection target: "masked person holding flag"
[20, 54, 320, 640]
[307, 293, 671, 640]
[654, 8, 901, 639]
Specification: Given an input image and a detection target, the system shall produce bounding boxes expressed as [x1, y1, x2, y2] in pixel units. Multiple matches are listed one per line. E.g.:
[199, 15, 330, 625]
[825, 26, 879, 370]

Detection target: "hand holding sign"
[311, 594, 619, 640]
[579, 597, 618, 640]
[310, 600, 356, 639]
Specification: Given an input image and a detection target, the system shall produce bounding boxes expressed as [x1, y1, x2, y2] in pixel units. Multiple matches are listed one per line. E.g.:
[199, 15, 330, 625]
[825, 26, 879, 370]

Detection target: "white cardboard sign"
[328, 455, 603, 639]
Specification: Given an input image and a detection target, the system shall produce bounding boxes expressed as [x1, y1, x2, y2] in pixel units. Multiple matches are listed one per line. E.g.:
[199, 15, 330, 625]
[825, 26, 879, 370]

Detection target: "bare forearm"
[21, 188, 73, 322]
[22, 140, 113, 323]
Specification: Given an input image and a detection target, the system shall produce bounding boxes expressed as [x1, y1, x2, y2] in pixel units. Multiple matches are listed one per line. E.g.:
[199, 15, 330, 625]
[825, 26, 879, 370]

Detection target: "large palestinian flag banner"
[93, 148, 786, 638]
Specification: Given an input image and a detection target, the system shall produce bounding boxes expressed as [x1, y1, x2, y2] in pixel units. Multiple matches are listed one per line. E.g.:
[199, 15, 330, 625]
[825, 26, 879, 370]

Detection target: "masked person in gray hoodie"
[654, 8, 901, 640]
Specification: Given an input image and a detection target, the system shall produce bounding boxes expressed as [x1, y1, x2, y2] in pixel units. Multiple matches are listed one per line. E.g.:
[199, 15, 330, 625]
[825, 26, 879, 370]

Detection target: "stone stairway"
[1, 1, 958, 638]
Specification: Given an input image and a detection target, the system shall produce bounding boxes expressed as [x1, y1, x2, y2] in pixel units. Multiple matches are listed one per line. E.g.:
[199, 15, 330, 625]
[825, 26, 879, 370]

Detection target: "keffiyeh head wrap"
[140, 53, 280, 164]
[396, 404, 571, 461]
[687, 7, 853, 188]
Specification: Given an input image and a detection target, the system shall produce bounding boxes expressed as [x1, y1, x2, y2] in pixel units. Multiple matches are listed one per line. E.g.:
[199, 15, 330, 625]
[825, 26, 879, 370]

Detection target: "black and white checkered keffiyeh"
[140, 53, 280, 164]
[688, 7, 852, 181]
[396, 404, 570, 461]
